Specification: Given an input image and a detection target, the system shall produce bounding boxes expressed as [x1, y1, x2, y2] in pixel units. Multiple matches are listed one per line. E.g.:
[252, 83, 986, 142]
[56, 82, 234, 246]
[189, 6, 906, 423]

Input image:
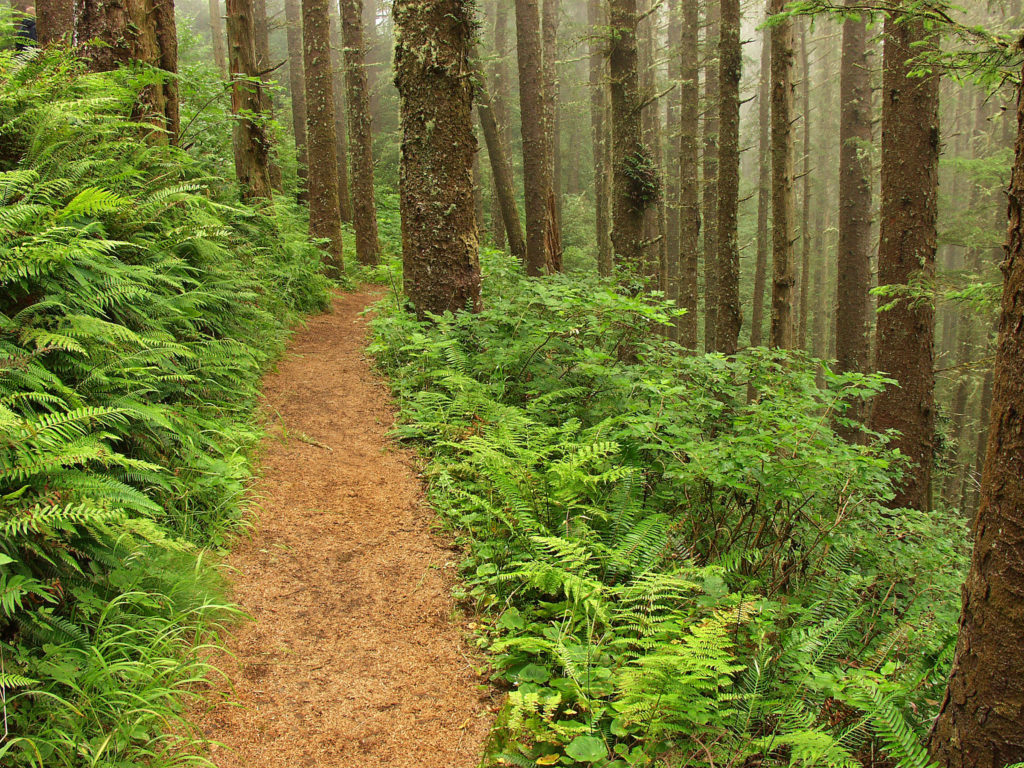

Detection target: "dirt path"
[195, 289, 493, 768]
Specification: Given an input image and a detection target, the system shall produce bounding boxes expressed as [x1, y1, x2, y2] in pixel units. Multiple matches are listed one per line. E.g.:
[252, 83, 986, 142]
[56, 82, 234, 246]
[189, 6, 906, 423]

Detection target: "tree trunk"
[490, 0, 510, 250]
[702, 0, 720, 350]
[678, 0, 700, 348]
[835, 5, 873, 436]
[226, 0, 274, 200]
[751, 27, 770, 348]
[927, 58, 1024, 765]
[302, 0, 344, 272]
[588, 0, 613, 277]
[714, 0, 741, 354]
[393, 0, 482, 318]
[665, 1, 682, 333]
[769, 0, 795, 349]
[476, 67, 527, 264]
[37, 0, 72, 44]
[869, 11, 939, 513]
[797, 24, 811, 349]
[74, 0, 179, 142]
[543, 0, 562, 252]
[209, 0, 228, 74]
[608, 0, 653, 274]
[285, 0, 309, 199]
[329, 11, 353, 222]
[515, 0, 556, 275]
[339, 0, 380, 265]
[253, 0, 282, 189]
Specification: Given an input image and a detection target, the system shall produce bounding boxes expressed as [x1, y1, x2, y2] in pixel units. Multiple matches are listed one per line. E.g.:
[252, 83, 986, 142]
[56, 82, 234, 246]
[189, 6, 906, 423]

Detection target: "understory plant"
[0, 48, 330, 766]
[370, 250, 966, 768]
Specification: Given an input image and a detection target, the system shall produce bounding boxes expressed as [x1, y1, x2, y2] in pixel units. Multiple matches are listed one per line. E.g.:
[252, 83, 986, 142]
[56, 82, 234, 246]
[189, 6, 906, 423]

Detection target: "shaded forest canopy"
[1, 0, 1024, 765]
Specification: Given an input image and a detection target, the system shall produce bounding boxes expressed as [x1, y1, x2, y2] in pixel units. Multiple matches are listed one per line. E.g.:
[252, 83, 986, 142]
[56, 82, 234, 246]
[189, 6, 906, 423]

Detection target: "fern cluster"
[371, 250, 966, 768]
[0, 47, 329, 766]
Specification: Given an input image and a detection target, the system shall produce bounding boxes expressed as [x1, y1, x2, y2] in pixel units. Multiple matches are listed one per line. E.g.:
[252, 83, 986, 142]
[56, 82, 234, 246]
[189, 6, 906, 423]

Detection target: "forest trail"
[194, 288, 493, 767]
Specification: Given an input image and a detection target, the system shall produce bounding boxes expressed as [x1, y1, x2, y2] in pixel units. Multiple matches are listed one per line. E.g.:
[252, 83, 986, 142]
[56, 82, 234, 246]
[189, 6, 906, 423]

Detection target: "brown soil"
[194, 288, 494, 767]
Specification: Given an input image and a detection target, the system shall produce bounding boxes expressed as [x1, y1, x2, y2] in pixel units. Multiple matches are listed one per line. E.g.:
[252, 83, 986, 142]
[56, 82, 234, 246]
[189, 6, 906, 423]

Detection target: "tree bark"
[285, 0, 309, 199]
[608, 0, 654, 274]
[769, 0, 795, 349]
[543, 0, 562, 251]
[588, 0, 613, 277]
[714, 0, 741, 354]
[927, 56, 1024, 765]
[678, 0, 700, 348]
[37, 0, 72, 44]
[340, 0, 380, 265]
[74, 0, 179, 142]
[394, 0, 481, 318]
[797, 24, 811, 350]
[329, 11, 353, 222]
[302, 0, 345, 272]
[835, 5, 873, 436]
[869, 11, 939, 513]
[666, 1, 682, 331]
[476, 67, 527, 264]
[226, 0, 274, 200]
[702, 0, 720, 350]
[751, 27, 770, 348]
[209, 0, 228, 74]
[253, 0, 282, 189]
[515, 0, 556, 275]
[490, 0, 510, 250]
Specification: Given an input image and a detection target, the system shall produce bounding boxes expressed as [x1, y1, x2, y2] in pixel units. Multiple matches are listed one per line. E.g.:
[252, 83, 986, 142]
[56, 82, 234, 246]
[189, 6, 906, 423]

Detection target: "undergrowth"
[0, 48, 331, 766]
[370, 250, 967, 768]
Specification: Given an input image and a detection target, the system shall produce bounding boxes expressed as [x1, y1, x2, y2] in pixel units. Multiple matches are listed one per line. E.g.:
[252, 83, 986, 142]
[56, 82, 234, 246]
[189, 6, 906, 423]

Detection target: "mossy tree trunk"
[714, 0, 741, 354]
[678, 0, 700, 348]
[74, 0, 180, 142]
[769, 0, 795, 349]
[339, 0, 380, 265]
[209, 0, 227, 74]
[750, 22, 770, 348]
[285, 0, 308, 199]
[927, 55, 1024, 765]
[587, 0, 612, 277]
[608, 0, 654, 274]
[302, 0, 345, 272]
[226, 0, 274, 200]
[869, 10, 939, 513]
[702, 0, 719, 349]
[329, 11, 353, 222]
[253, 0, 282, 189]
[37, 0, 72, 44]
[394, 0, 481, 318]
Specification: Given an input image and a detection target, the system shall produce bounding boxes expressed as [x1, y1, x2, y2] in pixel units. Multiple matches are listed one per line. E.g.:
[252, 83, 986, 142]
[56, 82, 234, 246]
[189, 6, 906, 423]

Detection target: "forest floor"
[193, 288, 494, 767]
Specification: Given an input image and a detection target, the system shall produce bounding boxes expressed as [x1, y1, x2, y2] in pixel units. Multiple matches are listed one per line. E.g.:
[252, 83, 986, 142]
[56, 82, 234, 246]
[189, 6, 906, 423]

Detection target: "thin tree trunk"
[302, 0, 344, 272]
[74, 0, 179, 142]
[515, 0, 556, 275]
[869, 11, 939, 512]
[490, 0, 510, 250]
[226, 0, 274, 200]
[797, 24, 811, 349]
[751, 28, 770, 348]
[588, 0, 613, 277]
[678, 0, 700, 348]
[339, 0, 380, 265]
[393, 0, 482, 317]
[329, 11, 353, 222]
[209, 0, 228, 74]
[702, 0, 720, 350]
[714, 0, 741, 354]
[476, 67, 527, 263]
[769, 0, 795, 349]
[835, 5, 873, 436]
[927, 57, 1024, 764]
[285, 0, 309, 199]
[543, 0, 562, 250]
[666, 1, 682, 333]
[37, 0, 72, 44]
[609, 0, 653, 273]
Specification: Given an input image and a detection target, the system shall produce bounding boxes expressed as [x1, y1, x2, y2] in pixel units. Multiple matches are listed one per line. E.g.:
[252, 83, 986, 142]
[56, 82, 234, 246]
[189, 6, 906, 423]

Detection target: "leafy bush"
[371, 250, 966, 767]
[0, 48, 329, 766]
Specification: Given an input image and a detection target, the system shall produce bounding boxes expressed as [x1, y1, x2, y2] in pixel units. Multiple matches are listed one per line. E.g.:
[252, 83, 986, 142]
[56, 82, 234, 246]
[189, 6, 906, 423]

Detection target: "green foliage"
[0, 47, 330, 766]
[371, 250, 965, 767]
